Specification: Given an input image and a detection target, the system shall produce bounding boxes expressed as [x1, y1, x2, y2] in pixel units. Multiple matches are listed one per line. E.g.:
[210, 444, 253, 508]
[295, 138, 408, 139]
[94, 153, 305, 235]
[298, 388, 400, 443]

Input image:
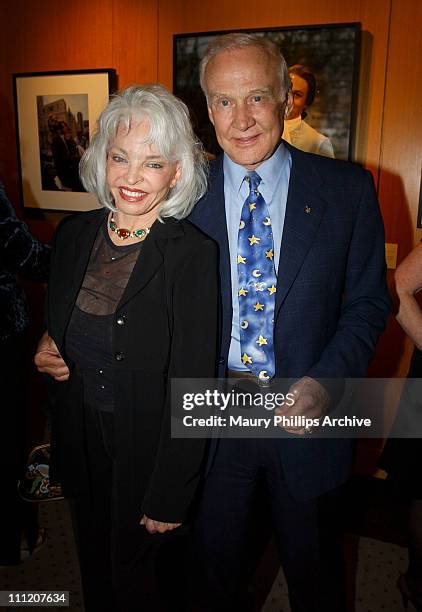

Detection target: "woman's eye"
[111, 154, 126, 163]
[147, 162, 164, 169]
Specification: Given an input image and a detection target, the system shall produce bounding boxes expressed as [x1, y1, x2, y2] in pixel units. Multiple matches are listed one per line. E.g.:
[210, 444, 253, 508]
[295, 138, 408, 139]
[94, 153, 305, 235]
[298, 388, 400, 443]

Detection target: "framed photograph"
[13, 69, 116, 212]
[173, 24, 360, 161]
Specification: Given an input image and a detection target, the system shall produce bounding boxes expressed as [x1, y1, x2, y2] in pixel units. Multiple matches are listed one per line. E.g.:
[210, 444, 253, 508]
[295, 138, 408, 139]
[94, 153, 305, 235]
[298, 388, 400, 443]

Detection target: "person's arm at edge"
[395, 243, 422, 349]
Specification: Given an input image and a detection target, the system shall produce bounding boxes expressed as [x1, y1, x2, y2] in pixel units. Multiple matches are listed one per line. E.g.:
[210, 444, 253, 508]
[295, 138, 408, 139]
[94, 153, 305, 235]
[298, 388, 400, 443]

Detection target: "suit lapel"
[275, 147, 327, 317]
[190, 157, 232, 317]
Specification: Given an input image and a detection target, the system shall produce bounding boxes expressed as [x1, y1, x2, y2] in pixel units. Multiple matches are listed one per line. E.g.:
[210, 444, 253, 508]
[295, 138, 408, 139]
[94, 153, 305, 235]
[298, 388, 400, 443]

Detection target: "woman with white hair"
[44, 84, 218, 610]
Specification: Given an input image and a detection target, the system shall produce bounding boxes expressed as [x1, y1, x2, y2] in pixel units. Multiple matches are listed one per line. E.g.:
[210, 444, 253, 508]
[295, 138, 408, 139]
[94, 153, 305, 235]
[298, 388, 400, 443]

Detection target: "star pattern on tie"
[237, 171, 277, 380]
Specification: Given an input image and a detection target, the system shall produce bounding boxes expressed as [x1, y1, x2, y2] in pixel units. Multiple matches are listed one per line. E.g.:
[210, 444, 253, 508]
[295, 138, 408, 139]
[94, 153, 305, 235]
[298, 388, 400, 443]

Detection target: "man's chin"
[226, 149, 264, 169]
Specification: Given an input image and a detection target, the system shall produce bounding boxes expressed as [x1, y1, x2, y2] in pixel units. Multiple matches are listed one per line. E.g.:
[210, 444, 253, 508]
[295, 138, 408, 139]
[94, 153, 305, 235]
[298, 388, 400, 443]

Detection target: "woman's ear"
[170, 164, 182, 189]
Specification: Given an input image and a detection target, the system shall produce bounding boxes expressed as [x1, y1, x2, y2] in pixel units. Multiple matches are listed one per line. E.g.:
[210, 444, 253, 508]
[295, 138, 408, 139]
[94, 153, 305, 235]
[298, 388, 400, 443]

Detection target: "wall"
[0, 0, 158, 210]
[0, 0, 421, 468]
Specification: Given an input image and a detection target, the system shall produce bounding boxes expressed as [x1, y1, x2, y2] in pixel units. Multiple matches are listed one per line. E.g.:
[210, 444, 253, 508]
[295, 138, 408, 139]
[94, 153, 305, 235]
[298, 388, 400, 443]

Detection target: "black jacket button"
[116, 317, 125, 326]
[115, 352, 125, 361]
[218, 357, 225, 365]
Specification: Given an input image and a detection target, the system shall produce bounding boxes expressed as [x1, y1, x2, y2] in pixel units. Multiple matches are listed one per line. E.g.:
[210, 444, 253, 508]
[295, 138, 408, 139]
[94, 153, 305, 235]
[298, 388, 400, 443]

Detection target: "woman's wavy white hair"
[80, 84, 207, 220]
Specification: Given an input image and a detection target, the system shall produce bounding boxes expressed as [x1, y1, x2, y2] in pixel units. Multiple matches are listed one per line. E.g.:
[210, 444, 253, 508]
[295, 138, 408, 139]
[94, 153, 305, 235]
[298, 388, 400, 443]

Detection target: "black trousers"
[0, 333, 38, 565]
[194, 438, 347, 612]
[68, 403, 191, 612]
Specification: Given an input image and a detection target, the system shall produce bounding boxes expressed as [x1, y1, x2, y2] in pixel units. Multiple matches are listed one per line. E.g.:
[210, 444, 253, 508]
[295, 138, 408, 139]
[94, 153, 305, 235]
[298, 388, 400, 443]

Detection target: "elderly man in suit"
[186, 33, 391, 612]
[36, 33, 390, 612]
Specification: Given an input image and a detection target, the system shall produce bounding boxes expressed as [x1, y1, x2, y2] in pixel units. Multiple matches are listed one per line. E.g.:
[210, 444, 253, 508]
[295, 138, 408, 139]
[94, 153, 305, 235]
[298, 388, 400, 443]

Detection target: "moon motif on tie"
[263, 217, 271, 226]
[239, 220, 245, 229]
[258, 370, 270, 381]
[252, 269, 262, 278]
[240, 320, 249, 329]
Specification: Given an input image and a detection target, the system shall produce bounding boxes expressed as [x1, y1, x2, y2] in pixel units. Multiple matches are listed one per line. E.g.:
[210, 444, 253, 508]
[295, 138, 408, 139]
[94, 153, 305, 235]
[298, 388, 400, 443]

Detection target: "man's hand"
[34, 331, 70, 381]
[275, 376, 329, 434]
[140, 515, 182, 534]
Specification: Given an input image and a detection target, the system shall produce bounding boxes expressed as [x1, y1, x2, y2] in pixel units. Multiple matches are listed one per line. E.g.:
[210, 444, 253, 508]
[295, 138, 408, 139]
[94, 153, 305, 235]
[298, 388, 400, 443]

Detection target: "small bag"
[18, 443, 63, 502]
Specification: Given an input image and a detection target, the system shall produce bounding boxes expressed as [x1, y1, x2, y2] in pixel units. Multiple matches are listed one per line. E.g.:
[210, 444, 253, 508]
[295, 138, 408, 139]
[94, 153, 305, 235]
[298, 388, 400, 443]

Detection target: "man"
[187, 33, 390, 611]
[36, 33, 390, 612]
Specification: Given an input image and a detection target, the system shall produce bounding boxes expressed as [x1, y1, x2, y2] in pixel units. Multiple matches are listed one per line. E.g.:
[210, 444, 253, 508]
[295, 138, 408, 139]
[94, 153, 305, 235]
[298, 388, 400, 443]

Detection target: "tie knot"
[246, 171, 262, 191]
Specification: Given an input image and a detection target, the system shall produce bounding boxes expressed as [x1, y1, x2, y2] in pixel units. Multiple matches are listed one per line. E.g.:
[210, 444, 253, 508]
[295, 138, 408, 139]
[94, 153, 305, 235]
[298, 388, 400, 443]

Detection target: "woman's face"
[106, 119, 180, 225]
[287, 73, 309, 120]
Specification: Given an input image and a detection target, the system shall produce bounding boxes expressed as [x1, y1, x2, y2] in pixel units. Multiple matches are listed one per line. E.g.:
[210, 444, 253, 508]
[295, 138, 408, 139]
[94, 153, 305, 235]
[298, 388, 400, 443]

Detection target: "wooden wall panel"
[112, 0, 158, 86]
[379, 0, 422, 249]
[374, 0, 422, 380]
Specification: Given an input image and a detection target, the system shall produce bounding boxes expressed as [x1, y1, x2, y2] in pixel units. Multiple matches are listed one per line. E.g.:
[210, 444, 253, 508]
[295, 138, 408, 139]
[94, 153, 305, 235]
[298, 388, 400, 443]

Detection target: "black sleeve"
[0, 182, 51, 282]
[141, 238, 219, 523]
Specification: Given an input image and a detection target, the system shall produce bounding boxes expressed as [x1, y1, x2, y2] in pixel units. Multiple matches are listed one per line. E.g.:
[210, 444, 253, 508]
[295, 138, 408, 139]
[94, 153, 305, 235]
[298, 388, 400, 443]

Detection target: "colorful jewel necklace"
[109, 215, 150, 241]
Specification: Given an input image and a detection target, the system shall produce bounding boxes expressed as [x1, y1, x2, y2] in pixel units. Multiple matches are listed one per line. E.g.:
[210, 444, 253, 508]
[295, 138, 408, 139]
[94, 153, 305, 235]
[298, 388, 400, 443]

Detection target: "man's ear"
[284, 91, 293, 118]
[207, 104, 215, 126]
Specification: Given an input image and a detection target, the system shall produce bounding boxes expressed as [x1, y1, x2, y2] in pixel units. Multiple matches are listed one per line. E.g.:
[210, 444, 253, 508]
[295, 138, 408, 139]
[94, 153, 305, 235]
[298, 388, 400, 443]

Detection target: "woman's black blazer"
[47, 207, 219, 524]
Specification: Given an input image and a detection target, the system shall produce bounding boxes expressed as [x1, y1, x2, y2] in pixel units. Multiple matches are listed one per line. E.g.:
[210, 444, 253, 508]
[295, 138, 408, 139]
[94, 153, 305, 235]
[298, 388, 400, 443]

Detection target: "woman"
[44, 85, 218, 611]
[283, 64, 335, 158]
[379, 243, 422, 611]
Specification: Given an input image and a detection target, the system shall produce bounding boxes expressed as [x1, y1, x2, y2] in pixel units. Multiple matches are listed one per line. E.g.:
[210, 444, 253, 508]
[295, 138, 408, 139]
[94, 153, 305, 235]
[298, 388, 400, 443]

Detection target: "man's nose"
[232, 103, 255, 131]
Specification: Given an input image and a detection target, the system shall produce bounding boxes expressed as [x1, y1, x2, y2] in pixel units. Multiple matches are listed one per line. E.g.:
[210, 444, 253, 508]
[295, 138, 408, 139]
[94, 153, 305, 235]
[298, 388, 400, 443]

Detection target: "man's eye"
[251, 95, 263, 103]
[218, 99, 230, 108]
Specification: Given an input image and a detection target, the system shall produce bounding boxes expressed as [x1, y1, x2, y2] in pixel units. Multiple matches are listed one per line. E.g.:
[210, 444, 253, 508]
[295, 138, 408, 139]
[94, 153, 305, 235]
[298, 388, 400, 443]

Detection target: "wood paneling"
[112, 0, 158, 86]
[379, 0, 422, 249]
[374, 0, 422, 382]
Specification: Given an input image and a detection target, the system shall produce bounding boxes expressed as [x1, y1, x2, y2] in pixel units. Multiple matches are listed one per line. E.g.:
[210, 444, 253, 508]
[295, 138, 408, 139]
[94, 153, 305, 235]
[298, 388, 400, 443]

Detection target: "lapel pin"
[304, 205, 311, 214]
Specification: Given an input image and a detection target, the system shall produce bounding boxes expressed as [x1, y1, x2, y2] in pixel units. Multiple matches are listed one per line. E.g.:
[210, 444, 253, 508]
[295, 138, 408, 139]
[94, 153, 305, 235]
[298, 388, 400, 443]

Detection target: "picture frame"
[173, 23, 360, 161]
[13, 68, 117, 212]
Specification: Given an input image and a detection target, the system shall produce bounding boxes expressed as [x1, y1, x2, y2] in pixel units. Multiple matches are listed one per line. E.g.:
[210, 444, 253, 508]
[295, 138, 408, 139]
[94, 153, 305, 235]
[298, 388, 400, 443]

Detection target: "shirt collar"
[223, 142, 289, 201]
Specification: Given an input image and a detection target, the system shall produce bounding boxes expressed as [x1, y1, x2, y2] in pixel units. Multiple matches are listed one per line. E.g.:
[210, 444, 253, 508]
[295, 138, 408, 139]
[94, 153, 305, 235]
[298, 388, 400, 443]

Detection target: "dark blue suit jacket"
[189, 144, 391, 500]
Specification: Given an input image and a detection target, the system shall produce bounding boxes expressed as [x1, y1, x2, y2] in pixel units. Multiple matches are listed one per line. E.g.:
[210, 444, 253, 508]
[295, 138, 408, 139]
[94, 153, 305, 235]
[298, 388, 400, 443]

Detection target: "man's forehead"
[205, 48, 280, 94]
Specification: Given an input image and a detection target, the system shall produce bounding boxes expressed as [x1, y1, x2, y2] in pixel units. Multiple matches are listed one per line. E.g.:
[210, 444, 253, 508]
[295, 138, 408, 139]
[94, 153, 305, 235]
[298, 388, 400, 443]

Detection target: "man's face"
[204, 46, 287, 170]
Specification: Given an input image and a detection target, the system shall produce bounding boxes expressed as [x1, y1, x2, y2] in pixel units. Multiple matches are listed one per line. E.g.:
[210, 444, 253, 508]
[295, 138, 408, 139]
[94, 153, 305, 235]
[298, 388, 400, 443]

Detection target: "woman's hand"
[34, 331, 70, 381]
[140, 515, 181, 534]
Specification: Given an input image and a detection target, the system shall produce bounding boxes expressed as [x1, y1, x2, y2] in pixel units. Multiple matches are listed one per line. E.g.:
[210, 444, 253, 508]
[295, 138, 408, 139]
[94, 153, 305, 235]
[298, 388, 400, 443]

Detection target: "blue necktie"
[237, 171, 276, 382]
